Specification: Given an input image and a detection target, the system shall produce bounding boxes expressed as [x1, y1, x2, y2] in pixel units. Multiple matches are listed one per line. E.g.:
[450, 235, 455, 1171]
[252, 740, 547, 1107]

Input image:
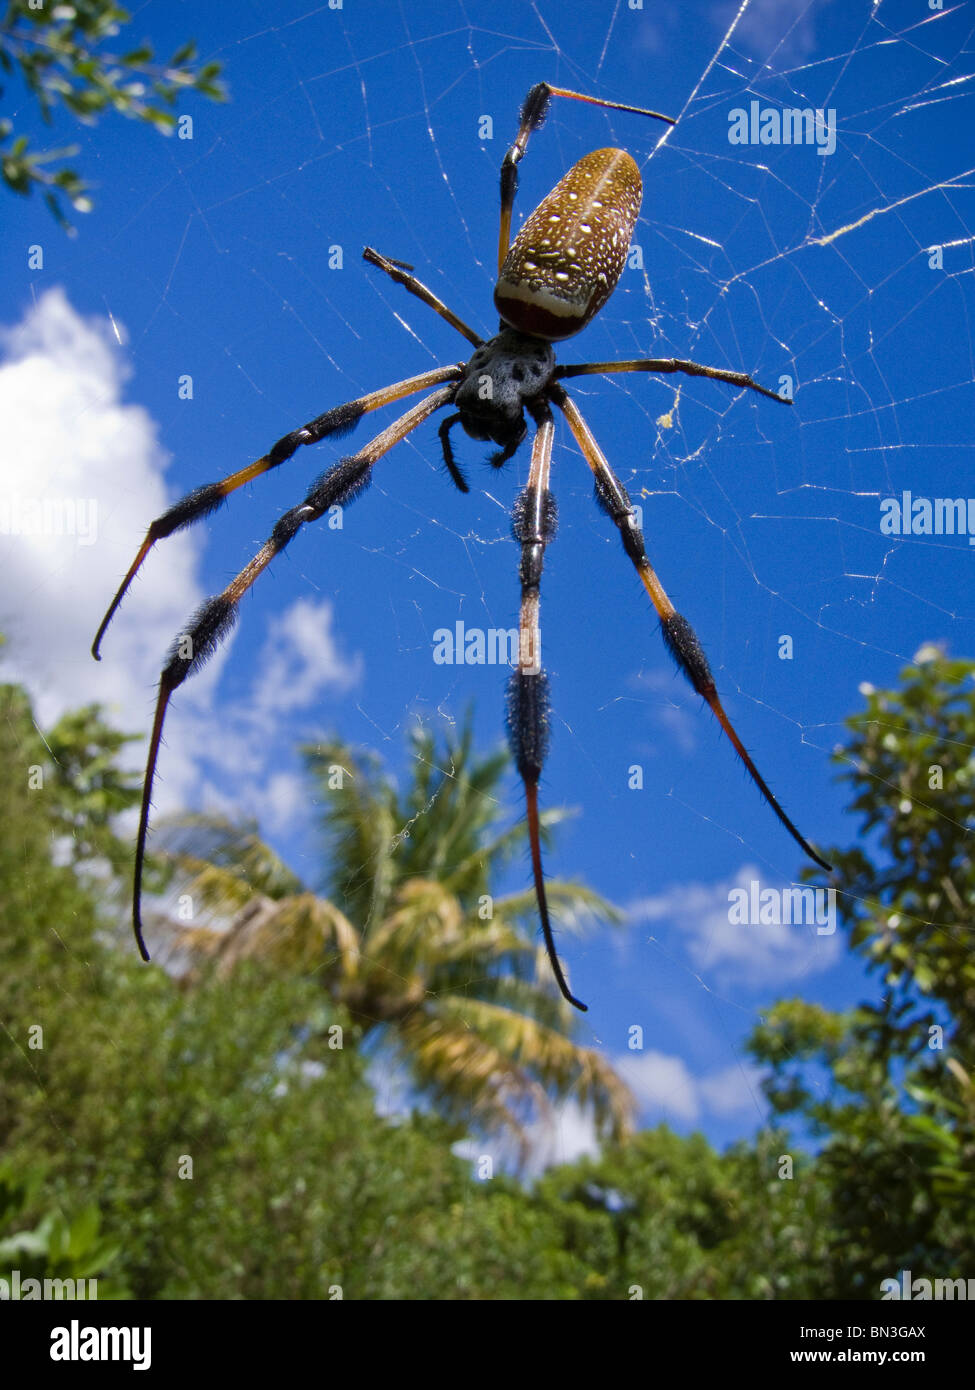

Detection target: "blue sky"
[1, 0, 973, 1163]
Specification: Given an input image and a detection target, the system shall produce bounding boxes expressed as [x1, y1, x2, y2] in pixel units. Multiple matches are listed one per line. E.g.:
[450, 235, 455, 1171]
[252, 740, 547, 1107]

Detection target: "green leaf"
[142, 107, 176, 132]
[170, 41, 197, 66]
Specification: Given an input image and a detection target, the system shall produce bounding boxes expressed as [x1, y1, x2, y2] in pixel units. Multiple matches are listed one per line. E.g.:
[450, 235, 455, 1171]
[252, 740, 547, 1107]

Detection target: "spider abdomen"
[494, 147, 641, 342]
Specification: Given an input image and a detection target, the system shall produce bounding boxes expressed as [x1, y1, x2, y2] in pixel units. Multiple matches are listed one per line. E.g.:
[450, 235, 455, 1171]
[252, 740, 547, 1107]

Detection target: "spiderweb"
[2, 0, 973, 1175]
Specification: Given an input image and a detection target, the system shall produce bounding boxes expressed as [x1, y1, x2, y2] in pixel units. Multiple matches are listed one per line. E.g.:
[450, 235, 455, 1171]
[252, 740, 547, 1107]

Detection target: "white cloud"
[0, 289, 359, 840]
[629, 667, 700, 754]
[629, 863, 841, 990]
[615, 1050, 764, 1125]
[697, 1061, 764, 1119]
[0, 287, 215, 814]
[725, 0, 822, 64]
[261, 771, 310, 834]
[520, 1099, 602, 1176]
[252, 596, 361, 718]
[614, 1051, 700, 1122]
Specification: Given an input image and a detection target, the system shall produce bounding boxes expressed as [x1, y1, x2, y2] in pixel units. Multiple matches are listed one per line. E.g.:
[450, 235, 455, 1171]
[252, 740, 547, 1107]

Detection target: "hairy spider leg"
[552, 384, 831, 875]
[130, 386, 456, 961]
[92, 365, 464, 659]
[504, 400, 586, 1010]
[363, 247, 484, 347]
[498, 82, 676, 274]
[362, 248, 500, 493]
[555, 358, 791, 405]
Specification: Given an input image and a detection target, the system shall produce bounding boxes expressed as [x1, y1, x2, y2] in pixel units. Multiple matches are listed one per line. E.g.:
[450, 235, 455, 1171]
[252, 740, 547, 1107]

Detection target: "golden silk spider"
[93, 82, 830, 1012]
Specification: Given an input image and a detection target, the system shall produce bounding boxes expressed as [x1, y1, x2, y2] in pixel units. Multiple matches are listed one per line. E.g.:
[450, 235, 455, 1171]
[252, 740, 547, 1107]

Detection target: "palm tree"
[155, 718, 632, 1150]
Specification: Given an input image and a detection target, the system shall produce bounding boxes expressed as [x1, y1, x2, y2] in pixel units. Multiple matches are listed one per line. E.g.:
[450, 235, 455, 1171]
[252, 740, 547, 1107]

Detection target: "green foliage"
[0, 1164, 128, 1298]
[163, 717, 632, 1153]
[44, 701, 144, 872]
[0, 679, 159, 929]
[533, 1128, 831, 1299]
[0, 677, 603, 1296]
[749, 648, 975, 1295]
[0, 0, 225, 227]
[3, 650, 973, 1298]
[303, 719, 593, 935]
[828, 648, 975, 1020]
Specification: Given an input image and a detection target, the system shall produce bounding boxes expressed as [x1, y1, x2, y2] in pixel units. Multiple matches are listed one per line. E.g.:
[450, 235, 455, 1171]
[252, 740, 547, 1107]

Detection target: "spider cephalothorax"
[446, 329, 555, 466]
[93, 81, 829, 1012]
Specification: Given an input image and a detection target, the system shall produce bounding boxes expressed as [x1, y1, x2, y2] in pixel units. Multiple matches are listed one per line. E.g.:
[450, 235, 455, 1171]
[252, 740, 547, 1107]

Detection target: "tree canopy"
[1, 0, 224, 227]
[1, 646, 972, 1298]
